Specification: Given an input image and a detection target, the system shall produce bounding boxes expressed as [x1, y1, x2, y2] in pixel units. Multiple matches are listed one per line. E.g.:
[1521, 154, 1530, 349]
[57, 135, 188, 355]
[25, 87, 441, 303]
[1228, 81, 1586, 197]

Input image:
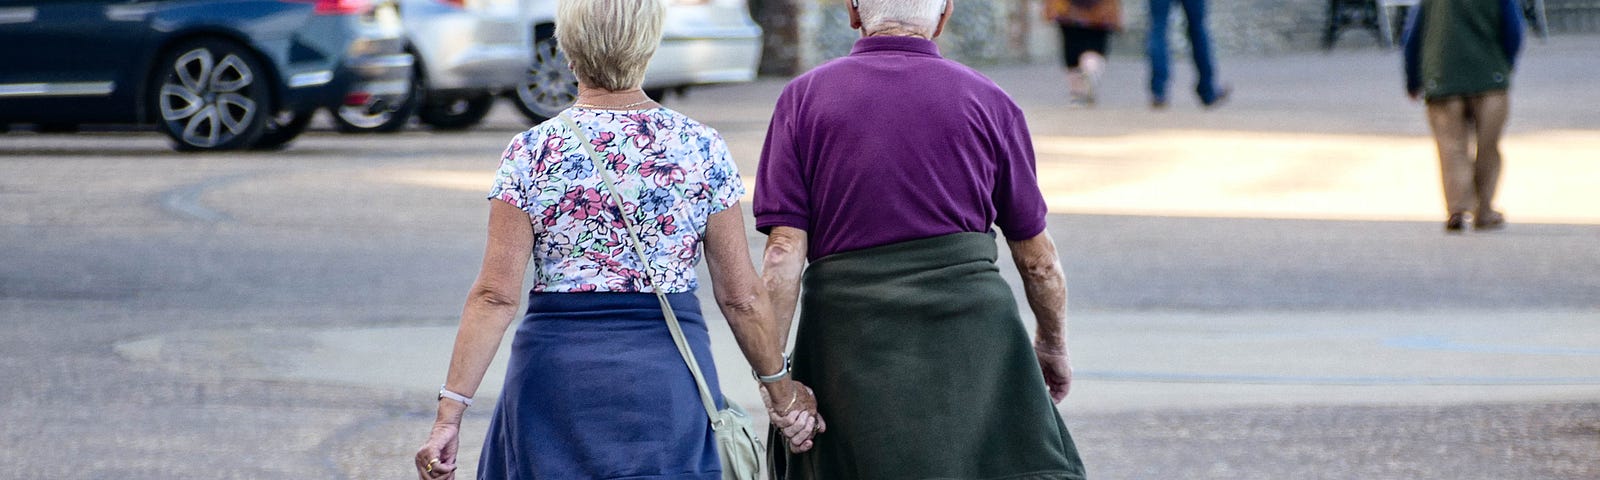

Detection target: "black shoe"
[1445, 213, 1467, 233]
[1150, 97, 1168, 110]
[1203, 85, 1233, 109]
[1474, 210, 1505, 231]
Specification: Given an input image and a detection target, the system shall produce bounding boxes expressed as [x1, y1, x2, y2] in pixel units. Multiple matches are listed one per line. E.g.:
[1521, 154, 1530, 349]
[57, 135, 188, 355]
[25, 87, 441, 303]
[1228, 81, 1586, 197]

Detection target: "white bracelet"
[754, 353, 791, 383]
[438, 386, 474, 407]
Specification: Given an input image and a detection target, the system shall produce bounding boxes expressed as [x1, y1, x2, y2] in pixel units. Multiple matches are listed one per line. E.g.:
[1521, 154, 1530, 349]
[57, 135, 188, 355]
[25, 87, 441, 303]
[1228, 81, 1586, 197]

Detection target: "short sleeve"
[753, 87, 810, 234]
[991, 101, 1049, 241]
[704, 131, 745, 215]
[487, 131, 536, 212]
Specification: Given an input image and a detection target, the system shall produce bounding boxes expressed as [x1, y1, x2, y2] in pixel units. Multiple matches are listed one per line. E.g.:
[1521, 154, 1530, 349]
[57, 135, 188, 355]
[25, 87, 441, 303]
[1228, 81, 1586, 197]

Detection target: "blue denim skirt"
[477, 292, 724, 480]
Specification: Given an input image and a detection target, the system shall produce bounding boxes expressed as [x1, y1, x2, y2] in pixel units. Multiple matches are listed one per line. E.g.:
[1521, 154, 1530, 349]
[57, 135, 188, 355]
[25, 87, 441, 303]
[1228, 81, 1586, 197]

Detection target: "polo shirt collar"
[850, 35, 942, 57]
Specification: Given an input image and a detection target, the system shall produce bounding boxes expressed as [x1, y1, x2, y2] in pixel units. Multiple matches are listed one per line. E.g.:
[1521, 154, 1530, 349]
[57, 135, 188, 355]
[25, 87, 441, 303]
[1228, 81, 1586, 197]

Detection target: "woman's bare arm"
[705, 206, 823, 451]
[704, 205, 787, 378]
[418, 200, 535, 478]
[438, 200, 535, 423]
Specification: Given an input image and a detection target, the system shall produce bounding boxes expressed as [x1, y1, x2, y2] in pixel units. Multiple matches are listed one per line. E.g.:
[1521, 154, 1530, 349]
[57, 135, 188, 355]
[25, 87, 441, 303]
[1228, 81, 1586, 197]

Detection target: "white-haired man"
[754, 1, 1089, 478]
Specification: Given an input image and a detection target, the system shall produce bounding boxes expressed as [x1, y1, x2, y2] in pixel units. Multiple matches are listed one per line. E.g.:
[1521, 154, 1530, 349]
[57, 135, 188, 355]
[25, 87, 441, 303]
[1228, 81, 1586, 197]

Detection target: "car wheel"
[418, 93, 495, 131]
[153, 39, 270, 151]
[511, 35, 578, 124]
[333, 68, 419, 134]
[252, 109, 315, 151]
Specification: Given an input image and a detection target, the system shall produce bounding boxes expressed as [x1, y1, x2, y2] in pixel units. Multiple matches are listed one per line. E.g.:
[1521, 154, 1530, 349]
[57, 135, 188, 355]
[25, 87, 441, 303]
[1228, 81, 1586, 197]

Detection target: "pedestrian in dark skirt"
[1046, 0, 1122, 106]
[413, 1, 823, 478]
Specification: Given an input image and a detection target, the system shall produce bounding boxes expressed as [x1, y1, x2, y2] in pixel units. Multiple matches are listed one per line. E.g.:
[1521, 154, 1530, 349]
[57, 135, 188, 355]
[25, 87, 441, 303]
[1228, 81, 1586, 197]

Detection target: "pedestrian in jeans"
[1146, 0, 1229, 109]
[1402, 0, 1524, 232]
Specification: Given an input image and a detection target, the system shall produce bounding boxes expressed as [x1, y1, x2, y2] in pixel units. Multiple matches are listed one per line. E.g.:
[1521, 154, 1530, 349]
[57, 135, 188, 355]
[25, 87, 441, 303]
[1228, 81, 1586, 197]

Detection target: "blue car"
[0, 0, 413, 151]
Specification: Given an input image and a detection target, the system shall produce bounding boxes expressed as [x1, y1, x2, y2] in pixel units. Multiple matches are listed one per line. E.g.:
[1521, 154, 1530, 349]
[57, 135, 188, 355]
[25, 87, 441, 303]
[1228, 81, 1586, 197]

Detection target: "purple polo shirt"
[754, 36, 1048, 260]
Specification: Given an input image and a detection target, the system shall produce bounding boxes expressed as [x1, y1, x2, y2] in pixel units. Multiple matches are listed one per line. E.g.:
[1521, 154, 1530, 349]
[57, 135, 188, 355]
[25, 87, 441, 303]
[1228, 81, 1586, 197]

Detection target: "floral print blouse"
[488, 107, 745, 293]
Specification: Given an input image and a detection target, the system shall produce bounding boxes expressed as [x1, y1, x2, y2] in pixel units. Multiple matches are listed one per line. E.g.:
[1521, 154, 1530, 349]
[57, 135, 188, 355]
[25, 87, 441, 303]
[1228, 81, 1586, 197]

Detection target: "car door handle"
[0, 7, 38, 25]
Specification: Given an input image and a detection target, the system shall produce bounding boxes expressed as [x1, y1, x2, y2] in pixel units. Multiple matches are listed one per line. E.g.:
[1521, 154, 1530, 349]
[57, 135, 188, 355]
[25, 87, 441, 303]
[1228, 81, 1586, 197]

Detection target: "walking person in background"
[1403, 0, 1524, 232]
[1046, 0, 1122, 107]
[413, 1, 821, 478]
[1146, 0, 1229, 109]
[755, 1, 1087, 478]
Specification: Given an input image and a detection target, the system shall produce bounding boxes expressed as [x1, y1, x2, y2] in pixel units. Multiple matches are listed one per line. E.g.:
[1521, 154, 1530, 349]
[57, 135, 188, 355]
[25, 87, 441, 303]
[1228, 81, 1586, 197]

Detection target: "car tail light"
[344, 92, 373, 106]
[285, 0, 372, 15]
[435, 0, 466, 7]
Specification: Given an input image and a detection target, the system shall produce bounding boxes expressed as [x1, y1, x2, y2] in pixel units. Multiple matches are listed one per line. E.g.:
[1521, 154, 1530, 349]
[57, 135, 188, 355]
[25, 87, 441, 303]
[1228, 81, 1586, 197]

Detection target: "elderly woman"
[755, 1, 1087, 479]
[414, 1, 821, 479]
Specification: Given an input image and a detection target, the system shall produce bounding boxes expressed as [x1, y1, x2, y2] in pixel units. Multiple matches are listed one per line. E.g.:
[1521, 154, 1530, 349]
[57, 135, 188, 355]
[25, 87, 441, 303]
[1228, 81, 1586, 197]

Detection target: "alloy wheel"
[514, 37, 579, 122]
[159, 48, 258, 149]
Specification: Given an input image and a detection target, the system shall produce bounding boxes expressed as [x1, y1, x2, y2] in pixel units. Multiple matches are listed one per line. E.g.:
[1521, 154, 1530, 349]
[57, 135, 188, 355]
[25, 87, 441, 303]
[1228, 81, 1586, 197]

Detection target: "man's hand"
[1034, 342, 1073, 403]
[761, 379, 826, 453]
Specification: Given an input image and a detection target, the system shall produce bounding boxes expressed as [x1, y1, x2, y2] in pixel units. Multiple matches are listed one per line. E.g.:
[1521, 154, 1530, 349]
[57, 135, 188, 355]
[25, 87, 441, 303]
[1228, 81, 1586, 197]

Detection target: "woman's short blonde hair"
[555, 0, 665, 91]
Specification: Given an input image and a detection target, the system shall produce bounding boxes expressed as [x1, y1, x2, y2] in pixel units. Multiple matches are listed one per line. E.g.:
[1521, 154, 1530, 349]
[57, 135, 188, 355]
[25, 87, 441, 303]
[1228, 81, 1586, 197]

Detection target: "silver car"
[334, 0, 525, 132]
[338, 0, 760, 132]
[512, 0, 764, 123]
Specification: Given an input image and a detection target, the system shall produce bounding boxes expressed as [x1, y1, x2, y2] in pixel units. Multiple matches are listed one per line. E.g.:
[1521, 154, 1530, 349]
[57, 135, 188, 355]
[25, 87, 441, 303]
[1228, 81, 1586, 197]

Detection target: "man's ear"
[849, 0, 863, 31]
[931, 0, 954, 38]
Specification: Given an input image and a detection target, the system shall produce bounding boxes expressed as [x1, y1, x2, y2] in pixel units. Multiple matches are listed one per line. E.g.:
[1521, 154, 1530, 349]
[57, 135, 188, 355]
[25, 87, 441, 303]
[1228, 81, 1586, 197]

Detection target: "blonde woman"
[414, 1, 821, 478]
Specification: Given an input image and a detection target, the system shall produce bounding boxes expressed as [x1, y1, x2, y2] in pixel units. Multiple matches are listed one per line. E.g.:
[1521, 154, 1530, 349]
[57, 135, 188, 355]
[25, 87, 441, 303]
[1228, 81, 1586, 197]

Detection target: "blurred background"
[2, 0, 1598, 479]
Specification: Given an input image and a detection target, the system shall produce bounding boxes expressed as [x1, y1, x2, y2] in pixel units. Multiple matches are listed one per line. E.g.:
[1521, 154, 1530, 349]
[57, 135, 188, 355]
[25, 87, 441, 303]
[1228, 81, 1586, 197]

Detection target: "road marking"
[157, 173, 259, 223]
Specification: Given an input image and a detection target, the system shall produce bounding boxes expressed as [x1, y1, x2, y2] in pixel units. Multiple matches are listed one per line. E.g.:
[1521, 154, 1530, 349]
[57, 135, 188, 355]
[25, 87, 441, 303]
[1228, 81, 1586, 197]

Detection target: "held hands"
[760, 379, 825, 453]
[415, 421, 461, 480]
[1034, 340, 1073, 404]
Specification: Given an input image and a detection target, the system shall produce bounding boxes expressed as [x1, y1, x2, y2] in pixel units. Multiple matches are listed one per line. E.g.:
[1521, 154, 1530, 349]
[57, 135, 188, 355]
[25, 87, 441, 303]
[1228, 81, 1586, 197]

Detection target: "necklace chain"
[571, 98, 653, 110]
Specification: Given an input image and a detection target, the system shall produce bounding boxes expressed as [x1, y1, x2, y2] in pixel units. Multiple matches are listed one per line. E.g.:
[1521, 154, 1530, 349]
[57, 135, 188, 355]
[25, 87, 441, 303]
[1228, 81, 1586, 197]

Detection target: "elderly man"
[754, 1, 1088, 478]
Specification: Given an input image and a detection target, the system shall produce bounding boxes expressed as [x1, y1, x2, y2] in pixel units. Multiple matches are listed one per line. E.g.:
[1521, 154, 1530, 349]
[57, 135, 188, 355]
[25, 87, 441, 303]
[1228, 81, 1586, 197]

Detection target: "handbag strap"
[559, 113, 725, 428]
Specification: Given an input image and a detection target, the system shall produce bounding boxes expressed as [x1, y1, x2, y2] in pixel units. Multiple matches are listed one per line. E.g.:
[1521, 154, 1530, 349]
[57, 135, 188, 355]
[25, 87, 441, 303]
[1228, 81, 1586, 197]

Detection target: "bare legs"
[1424, 91, 1509, 231]
[1067, 51, 1106, 105]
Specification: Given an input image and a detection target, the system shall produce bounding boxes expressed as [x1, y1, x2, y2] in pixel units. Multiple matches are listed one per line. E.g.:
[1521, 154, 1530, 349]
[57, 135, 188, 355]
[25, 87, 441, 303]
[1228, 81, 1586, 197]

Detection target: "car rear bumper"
[343, 51, 413, 106]
[643, 30, 761, 88]
[408, 11, 525, 92]
[281, 3, 412, 112]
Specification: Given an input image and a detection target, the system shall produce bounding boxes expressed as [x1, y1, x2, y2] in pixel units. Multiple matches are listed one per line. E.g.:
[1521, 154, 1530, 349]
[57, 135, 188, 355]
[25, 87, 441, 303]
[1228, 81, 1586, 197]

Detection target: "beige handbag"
[561, 113, 765, 480]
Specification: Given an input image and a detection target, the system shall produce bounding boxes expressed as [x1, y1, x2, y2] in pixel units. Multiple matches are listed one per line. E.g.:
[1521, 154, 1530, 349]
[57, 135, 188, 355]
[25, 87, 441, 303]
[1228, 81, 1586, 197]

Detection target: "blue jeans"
[1147, 0, 1221, 103]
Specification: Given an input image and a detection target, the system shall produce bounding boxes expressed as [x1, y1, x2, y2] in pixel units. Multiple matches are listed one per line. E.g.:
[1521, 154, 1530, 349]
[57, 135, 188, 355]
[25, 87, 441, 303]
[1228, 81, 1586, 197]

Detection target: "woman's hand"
[415, 421, 461, 480]
[1034, 342, 1073, 404]
[760, 379, 825, 453]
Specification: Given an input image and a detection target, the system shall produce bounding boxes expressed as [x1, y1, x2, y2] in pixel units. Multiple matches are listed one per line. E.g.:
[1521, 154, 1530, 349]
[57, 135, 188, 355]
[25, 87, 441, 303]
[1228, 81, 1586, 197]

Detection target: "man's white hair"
[855, 0, 947, 33]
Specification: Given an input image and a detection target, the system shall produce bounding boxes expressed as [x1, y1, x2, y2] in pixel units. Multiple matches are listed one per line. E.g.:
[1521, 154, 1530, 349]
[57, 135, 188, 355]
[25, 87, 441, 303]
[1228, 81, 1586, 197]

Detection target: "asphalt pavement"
[2, 35, 1598, 479]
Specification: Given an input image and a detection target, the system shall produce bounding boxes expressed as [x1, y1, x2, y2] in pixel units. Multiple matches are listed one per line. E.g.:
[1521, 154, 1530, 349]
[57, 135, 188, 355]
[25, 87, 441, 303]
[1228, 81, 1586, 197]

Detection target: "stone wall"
[753, 0, 1600, 74]
[754, 0, 1036, 74]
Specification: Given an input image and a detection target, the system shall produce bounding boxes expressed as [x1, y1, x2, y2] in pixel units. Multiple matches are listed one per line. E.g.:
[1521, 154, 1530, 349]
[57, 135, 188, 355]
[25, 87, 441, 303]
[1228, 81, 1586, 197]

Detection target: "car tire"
[511, 35, 579, 124]
[333, 67, 419, 134]
[152, 38, 271, 151]
[418, 93, 494, 131]
[34, 123, 80, 133]
[252, 109, 315, 151]
[645, 88, 667, 102]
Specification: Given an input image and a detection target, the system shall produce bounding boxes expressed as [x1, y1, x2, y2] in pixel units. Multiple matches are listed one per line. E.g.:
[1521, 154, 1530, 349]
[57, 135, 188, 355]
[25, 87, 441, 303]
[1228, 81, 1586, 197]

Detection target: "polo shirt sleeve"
[991, 101, 1049, 241]
[754, 88, 810, 234]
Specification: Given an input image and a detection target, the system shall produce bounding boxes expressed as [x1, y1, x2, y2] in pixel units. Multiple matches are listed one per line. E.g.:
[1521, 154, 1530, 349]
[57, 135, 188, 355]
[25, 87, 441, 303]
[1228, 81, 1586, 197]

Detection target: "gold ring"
[426, 458, 439, 473]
